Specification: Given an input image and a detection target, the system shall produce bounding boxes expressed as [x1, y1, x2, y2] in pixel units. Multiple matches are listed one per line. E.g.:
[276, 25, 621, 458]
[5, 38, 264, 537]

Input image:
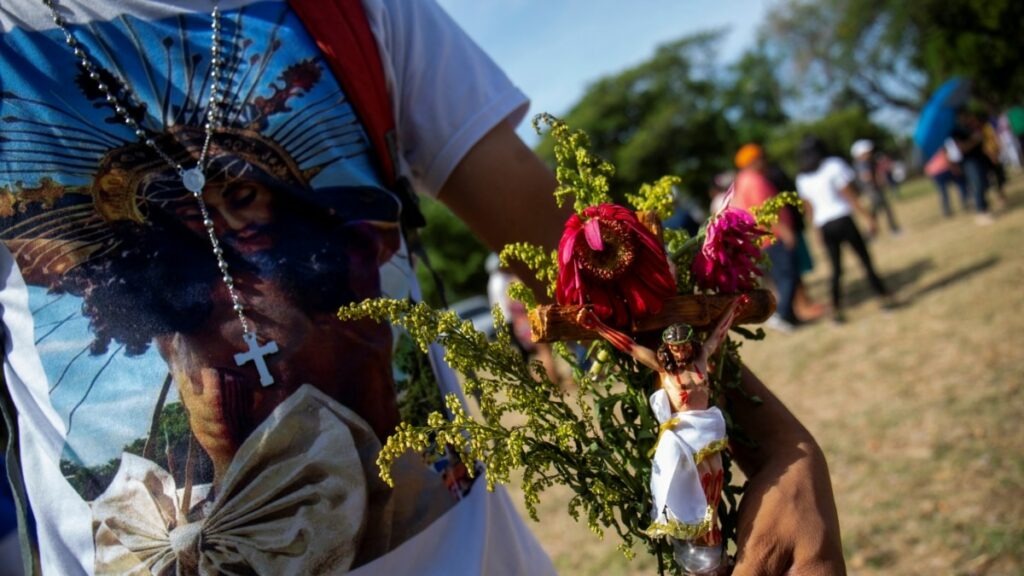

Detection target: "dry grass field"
[504, 174, 1024, 575]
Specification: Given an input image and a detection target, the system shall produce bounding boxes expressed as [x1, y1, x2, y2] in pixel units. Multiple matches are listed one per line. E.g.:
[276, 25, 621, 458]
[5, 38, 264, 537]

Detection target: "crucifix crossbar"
[527, 289, 776, 343]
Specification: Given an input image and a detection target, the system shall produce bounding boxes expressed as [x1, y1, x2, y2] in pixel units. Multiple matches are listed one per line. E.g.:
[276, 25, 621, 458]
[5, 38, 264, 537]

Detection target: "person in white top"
[795, 137, 893, 322]
[486, 253, 528, 357]
[0, 2, 845, 574]
[850, 139, 901, 236]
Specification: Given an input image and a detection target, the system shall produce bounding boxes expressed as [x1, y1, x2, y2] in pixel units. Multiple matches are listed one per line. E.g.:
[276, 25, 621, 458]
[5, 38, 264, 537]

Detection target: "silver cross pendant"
[234, 333, 279, 387]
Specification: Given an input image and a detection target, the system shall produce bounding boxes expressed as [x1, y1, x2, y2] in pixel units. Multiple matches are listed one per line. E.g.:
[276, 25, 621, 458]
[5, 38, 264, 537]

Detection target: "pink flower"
[692, 207, 768, 293]
[557, 204, 676, 327]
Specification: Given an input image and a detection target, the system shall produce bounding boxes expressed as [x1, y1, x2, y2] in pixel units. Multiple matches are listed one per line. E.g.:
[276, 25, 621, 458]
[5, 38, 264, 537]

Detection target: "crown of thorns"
[661, 323, 695, 345]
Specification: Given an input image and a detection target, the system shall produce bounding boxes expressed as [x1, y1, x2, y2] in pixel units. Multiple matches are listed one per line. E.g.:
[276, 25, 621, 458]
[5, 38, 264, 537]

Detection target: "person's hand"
[731, 441, 846, 576]
[726, 368, 847, 576]
[865, 215, 879, 237]
[776, 225, 797, 250]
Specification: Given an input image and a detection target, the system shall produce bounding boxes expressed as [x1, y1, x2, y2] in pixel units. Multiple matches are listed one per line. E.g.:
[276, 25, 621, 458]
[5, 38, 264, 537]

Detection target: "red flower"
[556, 204, 676, 327]
[691, 207, 768, 293]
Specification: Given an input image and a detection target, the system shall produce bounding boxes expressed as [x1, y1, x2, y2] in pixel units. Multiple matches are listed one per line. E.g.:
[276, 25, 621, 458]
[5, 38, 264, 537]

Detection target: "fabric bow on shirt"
[90, 385, 414, 575]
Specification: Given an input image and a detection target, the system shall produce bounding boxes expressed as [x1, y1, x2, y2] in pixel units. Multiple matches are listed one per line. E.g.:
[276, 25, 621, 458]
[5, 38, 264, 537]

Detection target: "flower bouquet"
[338, 115, 795, 574]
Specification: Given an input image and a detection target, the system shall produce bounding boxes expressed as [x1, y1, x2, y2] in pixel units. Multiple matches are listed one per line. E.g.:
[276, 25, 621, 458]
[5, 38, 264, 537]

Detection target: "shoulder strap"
[288, 0, 426, 229]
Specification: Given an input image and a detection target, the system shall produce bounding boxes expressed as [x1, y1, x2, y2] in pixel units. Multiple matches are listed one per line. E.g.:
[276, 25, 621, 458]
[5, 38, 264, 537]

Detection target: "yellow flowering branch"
[338, 297, 668, 563]
[341, 117, 777, 574]
[749, 190, 802, 228]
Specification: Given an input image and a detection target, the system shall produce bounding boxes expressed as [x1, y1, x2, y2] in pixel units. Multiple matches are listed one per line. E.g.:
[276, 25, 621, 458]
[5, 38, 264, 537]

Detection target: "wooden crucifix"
[528, 211, 776, 344]
[528, 289, 775, 344]
[527, 208, 773, 563]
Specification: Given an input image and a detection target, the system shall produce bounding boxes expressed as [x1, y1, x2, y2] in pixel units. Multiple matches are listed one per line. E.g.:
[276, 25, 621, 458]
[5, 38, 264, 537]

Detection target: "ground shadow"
[806, 255, 1001, 309]
[806, 257, 935, 309]
[903, 179, 1021, 225]
[903, 256, 1000, 301]
[1001, 189, 1024, 212]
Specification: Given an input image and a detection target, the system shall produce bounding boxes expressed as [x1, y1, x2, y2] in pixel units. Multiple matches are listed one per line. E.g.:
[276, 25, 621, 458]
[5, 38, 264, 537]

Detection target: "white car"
[448, 296, 496, 340]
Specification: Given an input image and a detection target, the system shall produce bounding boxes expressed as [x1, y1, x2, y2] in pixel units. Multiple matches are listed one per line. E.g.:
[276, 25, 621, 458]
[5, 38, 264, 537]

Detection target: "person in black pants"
[795, 137, 893, 322]
[820, 216, 889, 318]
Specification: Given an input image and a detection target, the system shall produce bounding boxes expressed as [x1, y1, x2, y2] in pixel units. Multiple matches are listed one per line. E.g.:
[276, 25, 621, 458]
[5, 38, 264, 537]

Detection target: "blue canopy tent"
[913, 78, 971, 161]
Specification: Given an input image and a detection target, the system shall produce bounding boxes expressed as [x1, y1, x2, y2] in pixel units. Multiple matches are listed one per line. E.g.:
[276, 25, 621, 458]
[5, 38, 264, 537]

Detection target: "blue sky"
[32, 286, 173, 467]
[437, 0, 772, 144]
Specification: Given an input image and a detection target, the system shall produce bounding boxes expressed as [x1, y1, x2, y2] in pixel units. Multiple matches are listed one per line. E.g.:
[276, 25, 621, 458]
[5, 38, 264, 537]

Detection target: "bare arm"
[575, 309, 660, 372]
[802, 198, 815, 230]
[436, 116, 844, 575]
[839, 184, 871, 221]
[772, 220, 797, 249]
[696, 295, 749, 373]
[838, 184, 861, 212]
[727, 368, 847, 575]
[840, 183, 877, 236]
[438, 120, 571, 300]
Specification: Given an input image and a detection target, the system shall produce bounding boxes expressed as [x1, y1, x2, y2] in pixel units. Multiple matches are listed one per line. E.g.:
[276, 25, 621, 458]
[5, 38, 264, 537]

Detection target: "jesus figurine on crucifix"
[575, 294, 749, 575]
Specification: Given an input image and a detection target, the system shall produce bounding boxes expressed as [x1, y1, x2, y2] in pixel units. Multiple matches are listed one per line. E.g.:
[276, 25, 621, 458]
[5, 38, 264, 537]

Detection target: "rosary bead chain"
[41, 0, 259, 340]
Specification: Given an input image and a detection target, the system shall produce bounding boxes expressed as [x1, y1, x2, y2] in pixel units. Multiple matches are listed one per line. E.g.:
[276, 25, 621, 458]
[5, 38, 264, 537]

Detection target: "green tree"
[533, 32, 794, 202]
[765, 106, 895, 176]
[414, 197, 491, 307]
[761, 0, 1024, 111]
[919, 0, 1024, 107]
[60, 401, 210, 501]
[535, 31, 738, 199]
[723, 47, 791, 144]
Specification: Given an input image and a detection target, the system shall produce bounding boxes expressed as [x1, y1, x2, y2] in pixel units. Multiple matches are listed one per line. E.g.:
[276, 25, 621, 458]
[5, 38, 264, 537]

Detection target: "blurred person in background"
[874, 151, 902, 198]
[996, 113, 1021, 169]
[708, 171, 734, 215]
[486, 253, 562, 386]
[760, 150, 829, 323]
[979, 112, 1010, 210]
[1004, 106, 1024, 166]
[663, 185, 706, 238]
[952, 109, 995, 224]
[925, 146, 971, 218]
[796, 137, 894, 323]
[733, 144, 801, 331]
[850, 139, 901, 236]
[733, 144, 827, 326]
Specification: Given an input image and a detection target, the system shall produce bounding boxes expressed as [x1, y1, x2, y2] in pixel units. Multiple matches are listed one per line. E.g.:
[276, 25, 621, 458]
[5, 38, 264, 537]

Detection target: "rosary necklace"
[41, 0, 280, 386]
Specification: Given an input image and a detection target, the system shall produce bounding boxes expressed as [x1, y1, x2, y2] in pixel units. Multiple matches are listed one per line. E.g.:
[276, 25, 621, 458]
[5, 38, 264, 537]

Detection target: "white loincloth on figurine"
[645, 389, 727, 539]
[90, 384, 453, 575]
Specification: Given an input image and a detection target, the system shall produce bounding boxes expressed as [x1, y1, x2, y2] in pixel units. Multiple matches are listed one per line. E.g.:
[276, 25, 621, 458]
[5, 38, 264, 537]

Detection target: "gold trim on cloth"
[643, 505, 715, 540]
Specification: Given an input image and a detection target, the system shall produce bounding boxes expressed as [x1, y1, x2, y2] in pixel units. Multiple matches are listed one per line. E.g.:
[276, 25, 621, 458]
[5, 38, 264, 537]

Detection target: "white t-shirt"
[944, 137, 964, 163]
[0, 1, 552, 574]
[487, 271, 516, 321]
[795, 157, 857, 227]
